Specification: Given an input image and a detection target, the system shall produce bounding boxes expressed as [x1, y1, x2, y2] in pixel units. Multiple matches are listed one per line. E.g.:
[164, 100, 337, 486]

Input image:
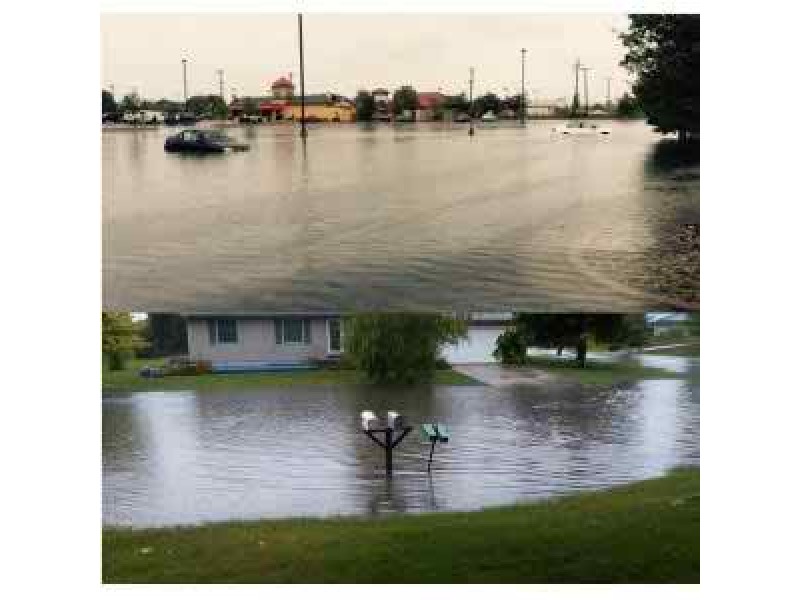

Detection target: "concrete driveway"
[452, 364, 558, 386]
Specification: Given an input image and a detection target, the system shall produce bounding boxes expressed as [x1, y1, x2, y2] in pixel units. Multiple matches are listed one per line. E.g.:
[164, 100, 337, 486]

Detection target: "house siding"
[187, 317, 334, 365]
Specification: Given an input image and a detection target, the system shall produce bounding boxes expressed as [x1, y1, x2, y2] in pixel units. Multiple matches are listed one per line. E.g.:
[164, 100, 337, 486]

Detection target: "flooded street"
[102, 121, 699, 312]
[103, 359, 699, 527]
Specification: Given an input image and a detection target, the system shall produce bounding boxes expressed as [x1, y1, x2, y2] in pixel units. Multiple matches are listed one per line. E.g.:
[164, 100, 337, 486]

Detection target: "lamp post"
[468, 67, 475, 136]
[520, 48, 527, 125]
[581, 66, 590, 116]
[181, 58, 188, 111]
[298, 13, 307, 138]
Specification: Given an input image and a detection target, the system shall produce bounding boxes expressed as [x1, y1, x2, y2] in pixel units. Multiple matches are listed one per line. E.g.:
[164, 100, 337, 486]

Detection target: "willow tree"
[345, 313, 467, 384]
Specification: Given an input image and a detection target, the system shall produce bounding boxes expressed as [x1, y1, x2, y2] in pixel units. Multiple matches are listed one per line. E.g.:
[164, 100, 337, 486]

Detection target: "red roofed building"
[416, 91, 445, 121]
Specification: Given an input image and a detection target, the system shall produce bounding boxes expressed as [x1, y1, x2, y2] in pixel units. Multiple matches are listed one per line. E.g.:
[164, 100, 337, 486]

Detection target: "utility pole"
[217, 69, 225, 101]
[181, 58, 188, 110]
[573, 59, 582, 116]
[298, 13, 307, 138]
[605, 76, 612, 111]
[581, 66, 590, 116]
[520, 48, 527, 125]
[468, 67, 475, 136]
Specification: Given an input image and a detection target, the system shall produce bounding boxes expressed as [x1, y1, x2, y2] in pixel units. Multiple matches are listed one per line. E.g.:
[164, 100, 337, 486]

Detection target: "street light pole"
[181, 58, 188, 110]
[520, 48, 526, 125]
[217, 69, 225, 101]
[581, 66, 590, 116]
[468, 67, 475, 136]
[298, 13, 307, 138]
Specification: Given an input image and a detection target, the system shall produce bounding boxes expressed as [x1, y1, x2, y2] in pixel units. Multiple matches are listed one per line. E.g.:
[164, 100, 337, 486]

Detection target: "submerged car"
[164, 129, 250, 153]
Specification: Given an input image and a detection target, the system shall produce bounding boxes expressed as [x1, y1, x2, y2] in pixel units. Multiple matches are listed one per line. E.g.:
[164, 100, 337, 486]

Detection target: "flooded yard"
[103, 358, 699, 527]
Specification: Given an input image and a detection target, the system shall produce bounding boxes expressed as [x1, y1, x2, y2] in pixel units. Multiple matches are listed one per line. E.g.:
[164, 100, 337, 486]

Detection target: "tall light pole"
[605, 76, 612, 111]
[468, 67, 475, 136]
[580, 66, 590, 116]
[298, 13, 307, 138]
[181, 58, 188, 110]
[216, 69, 225, 101]
[573, 58, 582, 116]
[520, 48, 527, 125]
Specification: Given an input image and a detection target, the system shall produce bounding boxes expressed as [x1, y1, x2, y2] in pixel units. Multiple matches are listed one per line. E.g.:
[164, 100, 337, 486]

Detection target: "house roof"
[271, 76, 294, 89]
[417, 92, 445, 109]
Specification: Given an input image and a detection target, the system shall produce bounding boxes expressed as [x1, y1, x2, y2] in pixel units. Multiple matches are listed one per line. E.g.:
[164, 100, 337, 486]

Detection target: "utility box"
[361, 410, 379, 431]
[387, 411, 406, 431]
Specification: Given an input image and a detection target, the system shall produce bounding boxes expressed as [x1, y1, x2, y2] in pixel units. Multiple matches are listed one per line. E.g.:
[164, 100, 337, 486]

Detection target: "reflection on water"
[103, 375, 699, 527]
[103, 121, 699, 312]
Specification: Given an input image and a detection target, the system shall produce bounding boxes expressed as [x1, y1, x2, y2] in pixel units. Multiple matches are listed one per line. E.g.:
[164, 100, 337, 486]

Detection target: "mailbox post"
[360, 410, 413, 477]
[421, 423, 450, 472]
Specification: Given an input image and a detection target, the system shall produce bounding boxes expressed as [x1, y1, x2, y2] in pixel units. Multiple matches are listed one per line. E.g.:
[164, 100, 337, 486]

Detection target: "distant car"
[553, 121, 612, 135]
[164, 129, 250, 153]
[454, 113, 471, 123]
[481, 111, 498, 122]
[164, 112, 198, 126]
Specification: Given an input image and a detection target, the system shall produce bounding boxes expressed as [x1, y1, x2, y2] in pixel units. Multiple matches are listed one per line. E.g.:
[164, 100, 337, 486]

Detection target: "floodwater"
[102, 121, 699, 312]
[103, 357, 699, 527]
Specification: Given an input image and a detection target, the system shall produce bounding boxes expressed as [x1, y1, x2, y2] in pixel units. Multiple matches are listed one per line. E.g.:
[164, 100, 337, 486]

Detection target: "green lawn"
[102, 359, 480, 393]
[525, 356, 687, 385]
[103, 468, 699, 583]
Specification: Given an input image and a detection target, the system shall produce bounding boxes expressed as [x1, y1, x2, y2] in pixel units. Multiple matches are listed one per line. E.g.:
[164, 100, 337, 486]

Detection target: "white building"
[185, 313, 511, 371]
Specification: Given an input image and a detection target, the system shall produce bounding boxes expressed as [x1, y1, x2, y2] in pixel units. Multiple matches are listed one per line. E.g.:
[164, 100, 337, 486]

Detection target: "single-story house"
[185, 313, 512, 371]
[186, 315, 342, 371]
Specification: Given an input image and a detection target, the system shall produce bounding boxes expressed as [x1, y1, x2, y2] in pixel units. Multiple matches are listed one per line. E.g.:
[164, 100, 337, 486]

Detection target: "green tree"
[102, 89, 117, 114]
[141, 314, 188, 358]
[102, 312, 147, 371]
[473, 93, 500, 117]
[443, 93, 469, 113]
[615, 92, 642, 118]
[354, 90, 376, 121]
[345, 314, 467, 384]
[186, 95, 228, 118]
[392, 86, 418, 117]
[120, 92, 140, 113]
[620, 14, 700, 141]
[505, 314, 647, 368]
[493, 329, 528, 365]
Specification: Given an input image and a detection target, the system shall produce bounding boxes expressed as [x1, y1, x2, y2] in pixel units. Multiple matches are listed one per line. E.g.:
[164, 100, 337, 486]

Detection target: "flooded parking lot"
[103, 121, 699, 312]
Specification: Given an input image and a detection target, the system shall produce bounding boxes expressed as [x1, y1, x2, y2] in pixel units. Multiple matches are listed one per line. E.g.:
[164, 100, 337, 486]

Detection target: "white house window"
[328, 319, 342, 354]
[275, 318, 311, 345]
[208, 319, 238, 344]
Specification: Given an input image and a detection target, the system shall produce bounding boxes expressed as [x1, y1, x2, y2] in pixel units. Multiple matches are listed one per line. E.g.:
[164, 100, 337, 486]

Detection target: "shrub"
[493, 329, 528, 365]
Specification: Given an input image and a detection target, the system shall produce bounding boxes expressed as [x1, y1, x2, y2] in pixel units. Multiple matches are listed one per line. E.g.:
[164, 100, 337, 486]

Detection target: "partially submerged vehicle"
[164, 129, 250, 153]
[553, 121, 612, 135]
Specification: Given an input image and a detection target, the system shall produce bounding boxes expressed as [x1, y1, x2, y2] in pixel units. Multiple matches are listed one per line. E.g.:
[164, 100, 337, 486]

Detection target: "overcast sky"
[101, 13, 632, 103]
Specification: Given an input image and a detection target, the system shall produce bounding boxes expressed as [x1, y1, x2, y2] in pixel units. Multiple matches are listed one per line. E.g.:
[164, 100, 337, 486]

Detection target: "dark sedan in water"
[164, 129, 250, 153]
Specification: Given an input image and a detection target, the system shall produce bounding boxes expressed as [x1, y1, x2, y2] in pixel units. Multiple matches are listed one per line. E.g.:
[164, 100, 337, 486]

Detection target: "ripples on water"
[103, 121, 699, 312]
[103, 364, 699, 527]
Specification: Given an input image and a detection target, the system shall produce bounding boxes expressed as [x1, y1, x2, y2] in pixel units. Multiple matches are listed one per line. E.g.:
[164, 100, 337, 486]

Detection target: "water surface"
[103, 121, 699, 311]
[103, 364, 699, 527]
